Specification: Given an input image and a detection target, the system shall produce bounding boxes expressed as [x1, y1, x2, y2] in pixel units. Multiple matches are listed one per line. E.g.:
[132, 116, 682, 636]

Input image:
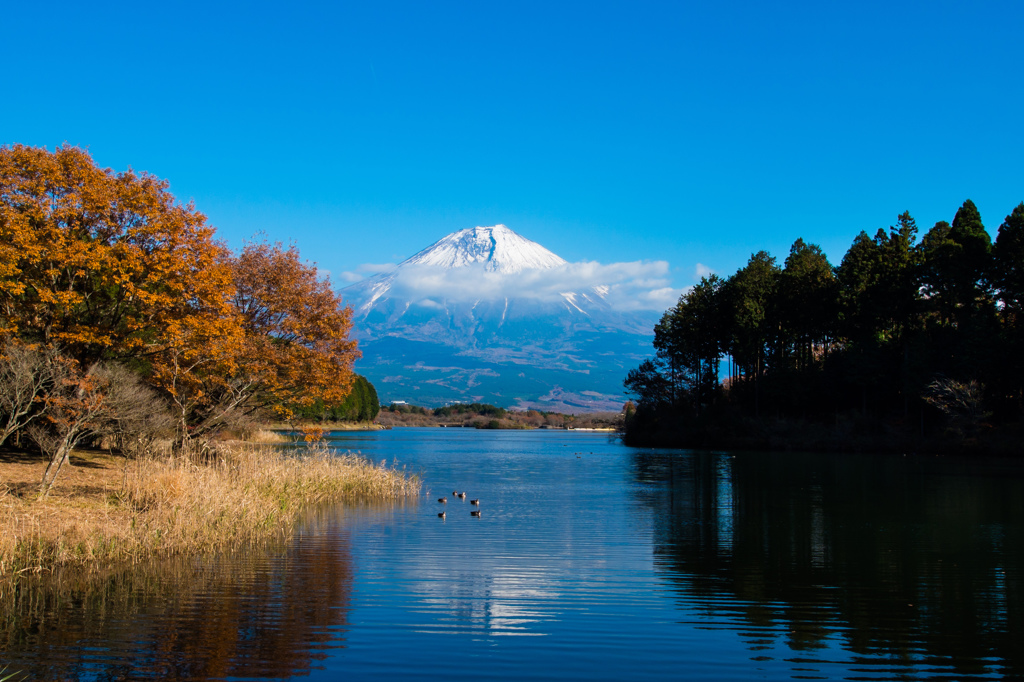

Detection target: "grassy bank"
[0, 440, 419, 583]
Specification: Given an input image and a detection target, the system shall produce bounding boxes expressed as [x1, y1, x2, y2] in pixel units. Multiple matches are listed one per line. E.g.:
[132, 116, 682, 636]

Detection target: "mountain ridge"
[342, 225, 655, 412]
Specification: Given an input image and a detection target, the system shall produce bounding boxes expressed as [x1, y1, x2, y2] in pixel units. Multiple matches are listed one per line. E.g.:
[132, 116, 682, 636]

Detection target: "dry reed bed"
[0, 442, 420, 581]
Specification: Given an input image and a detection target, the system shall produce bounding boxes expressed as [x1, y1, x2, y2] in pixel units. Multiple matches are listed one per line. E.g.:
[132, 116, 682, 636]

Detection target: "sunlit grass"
[0, 441, 419, 583]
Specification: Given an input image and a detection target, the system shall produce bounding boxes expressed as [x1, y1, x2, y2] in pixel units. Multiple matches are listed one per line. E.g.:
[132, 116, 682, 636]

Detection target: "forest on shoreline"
[625, 200, 1024, 455]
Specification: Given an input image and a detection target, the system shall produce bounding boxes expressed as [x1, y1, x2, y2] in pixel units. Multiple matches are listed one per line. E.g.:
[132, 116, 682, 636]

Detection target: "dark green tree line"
[626, 200, 1024, 451]
[294, 375, 380, 423]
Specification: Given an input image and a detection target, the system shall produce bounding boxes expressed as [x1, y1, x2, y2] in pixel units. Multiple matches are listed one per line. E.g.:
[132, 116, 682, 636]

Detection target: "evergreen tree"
[836, 231, 883, 341]
[723, 252, 779, 416]
[922, 200, 994, 325]
[994, 202, 1024, 322]
[656, 276, 724, 415]
[778, 239, 836, 371]
[992, 203, 1024, 413]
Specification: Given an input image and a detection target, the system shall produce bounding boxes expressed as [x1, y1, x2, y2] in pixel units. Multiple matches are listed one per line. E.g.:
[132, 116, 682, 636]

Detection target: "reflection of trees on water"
[633, 450, 1024, 677]
[0, 513, 353, 680]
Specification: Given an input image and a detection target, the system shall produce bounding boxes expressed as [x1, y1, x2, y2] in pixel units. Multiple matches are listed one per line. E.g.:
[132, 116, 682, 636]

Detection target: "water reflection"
[633, 450, 1024, 678]
[0, 510, 353, 680]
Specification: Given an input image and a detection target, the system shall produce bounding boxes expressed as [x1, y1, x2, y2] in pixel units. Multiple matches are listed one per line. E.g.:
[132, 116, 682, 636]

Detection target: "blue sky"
[3, 1, 1022, 308]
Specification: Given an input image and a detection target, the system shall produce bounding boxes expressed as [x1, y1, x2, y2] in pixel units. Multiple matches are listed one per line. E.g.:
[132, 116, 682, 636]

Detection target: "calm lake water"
[3, 428, 1024, 680]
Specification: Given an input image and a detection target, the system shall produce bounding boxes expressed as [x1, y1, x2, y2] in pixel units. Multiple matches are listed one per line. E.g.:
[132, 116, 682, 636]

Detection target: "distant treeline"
[625, 200, 1024, 454]
[378, 402, 623, 429]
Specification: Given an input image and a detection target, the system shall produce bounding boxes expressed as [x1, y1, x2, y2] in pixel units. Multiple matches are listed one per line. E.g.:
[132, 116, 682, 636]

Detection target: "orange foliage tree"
[229, 240, 359, 418]
[0, 144, 236, 365]
[151, 241, 361, 445]
[1, 145, 361, 460]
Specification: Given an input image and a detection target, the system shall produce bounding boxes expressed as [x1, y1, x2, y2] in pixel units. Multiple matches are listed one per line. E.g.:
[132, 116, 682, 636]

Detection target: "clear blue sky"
[3, 1, 1022, 303]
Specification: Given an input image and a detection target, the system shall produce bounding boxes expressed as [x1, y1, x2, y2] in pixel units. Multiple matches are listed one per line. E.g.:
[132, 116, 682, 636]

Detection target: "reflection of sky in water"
[414, 570, 558, 635]
[317, 431, 1023, 679]
[5, 430, 1024, 680]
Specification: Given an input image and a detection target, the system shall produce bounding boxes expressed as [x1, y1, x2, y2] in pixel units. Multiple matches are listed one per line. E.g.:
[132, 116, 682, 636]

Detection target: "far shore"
[266, 421, 389, 432]
[269, 421, 621, 432]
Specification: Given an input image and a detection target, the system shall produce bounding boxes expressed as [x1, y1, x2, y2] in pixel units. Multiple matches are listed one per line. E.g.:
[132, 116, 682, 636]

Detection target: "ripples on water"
[2, 429, 1022, 680]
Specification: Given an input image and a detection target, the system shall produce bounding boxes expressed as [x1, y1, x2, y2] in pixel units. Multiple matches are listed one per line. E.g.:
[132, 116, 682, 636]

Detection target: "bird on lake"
[456, 492, 466, 499]
[438, 496, 447, 503]
[470, 499, 480, 505]
[470, 510, 481, 517]
[438, 511, 446, 518]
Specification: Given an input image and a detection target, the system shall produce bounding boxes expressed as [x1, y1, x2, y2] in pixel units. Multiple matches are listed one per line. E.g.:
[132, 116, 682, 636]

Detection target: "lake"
[3, 428, 1023, 680]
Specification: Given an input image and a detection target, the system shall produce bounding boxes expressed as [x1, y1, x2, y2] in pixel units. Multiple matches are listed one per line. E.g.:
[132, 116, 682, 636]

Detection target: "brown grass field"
[0, 437, 419, 585]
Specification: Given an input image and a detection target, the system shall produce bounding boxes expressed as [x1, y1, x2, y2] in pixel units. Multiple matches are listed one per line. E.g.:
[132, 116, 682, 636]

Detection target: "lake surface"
[3, 429, 1024, 680]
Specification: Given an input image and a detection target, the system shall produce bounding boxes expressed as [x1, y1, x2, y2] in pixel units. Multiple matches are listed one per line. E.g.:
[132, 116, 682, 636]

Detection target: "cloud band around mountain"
[357, 260, 685, 312]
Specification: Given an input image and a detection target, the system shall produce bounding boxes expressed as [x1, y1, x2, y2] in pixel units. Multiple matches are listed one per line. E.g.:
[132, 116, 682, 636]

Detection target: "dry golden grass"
[0, 441, 419, 582]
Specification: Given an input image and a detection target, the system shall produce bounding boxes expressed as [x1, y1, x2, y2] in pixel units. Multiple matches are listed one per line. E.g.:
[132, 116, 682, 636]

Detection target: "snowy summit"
[345, 224, 575, 316]
[402, 224, 566, 274]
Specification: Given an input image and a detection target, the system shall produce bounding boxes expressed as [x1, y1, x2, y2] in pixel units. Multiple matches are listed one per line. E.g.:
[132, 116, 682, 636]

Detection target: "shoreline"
[265, 421, 389, 432]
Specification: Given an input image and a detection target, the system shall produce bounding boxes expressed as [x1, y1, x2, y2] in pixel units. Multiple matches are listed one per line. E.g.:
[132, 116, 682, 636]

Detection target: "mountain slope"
[342, 225, 655, 411]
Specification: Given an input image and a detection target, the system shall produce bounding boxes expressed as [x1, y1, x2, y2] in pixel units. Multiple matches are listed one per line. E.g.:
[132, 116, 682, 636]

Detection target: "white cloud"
[383, 260, 685, 312]
[338, 262, 399, 284]
[694, 263, 714, 279]
[634, 286, 685, 310]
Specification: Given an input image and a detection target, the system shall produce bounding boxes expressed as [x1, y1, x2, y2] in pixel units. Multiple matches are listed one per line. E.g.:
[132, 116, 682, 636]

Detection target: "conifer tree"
[994, 203, 1024, 321]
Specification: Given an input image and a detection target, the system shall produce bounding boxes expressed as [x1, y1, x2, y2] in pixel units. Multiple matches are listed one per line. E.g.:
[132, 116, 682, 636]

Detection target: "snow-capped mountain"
[342, 225, 656, 412]
[401, 223, 567, 273]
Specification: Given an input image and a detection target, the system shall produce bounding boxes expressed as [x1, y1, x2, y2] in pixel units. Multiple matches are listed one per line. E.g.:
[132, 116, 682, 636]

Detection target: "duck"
[470, 499, 480, 505]
[438, 496, 447, 504]
[470, 510, 481, 517]
[438, 511, 446, 518]
[456, 492, 467, 499]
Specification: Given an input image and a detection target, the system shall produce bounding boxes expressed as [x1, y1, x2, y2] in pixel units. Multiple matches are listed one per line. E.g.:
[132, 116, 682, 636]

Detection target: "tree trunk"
[40, 438, 73, 497]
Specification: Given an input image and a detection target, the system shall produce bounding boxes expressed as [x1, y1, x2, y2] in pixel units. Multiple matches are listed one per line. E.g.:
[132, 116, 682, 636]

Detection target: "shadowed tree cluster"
[1, 144, 360, 493]
[626, 201, 1024, 451]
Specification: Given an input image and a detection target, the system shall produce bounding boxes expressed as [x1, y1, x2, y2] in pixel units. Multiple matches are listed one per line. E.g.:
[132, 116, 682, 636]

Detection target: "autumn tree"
[1, 145, 364, 462]
[0, 144, 236, 367]
[228, 240, 359, 419]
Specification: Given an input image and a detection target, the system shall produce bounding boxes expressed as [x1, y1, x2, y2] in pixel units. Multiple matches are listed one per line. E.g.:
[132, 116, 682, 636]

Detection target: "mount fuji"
[341, 225, 657, 412]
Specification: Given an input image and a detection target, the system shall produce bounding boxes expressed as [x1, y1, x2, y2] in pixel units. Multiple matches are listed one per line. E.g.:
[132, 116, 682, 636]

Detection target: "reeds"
[0, 441, 419, 583]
